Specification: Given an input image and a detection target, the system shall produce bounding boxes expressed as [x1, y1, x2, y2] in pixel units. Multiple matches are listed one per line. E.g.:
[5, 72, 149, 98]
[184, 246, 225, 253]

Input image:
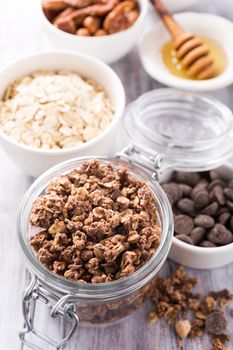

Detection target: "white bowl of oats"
[0, 51, 125, 177]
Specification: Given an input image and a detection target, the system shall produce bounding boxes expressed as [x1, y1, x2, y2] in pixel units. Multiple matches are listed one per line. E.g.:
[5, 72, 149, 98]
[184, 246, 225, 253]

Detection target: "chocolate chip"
[226, 200, 233, 212]
[194, 215, 215, 229]
[218, 212, 231, 225]
[208, 224, 233, 245]
[208, 179, 226, 191]
[174, 171, 200, 187]
[217, 206, 229, 216]
[174, 215, 194, 235]
[205, 311, 227, 335]
[177, 198, 195, 214]
[190, 227, 205, 245]
[202, 202, 219, 216]
[228, 179, 233, 189]
[191, 181, 208, 200]
[178, 184, 192, 197]
[199, 240, 216, 248]
[210, 186, 226, 206]
[230, 216, 233, 231]
[209, 170, 219, 181]
[195, 179, 208, 190]
[162, 183, 182, 204]
[163, 170, 233, 248]
[176, 234, 193, 245]
[193, 190, 210, 210]
[223, 188, 233, 201]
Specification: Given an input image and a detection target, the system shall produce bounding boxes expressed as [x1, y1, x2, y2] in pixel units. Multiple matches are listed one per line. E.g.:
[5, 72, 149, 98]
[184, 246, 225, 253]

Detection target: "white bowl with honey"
[139, 12, 233, 91]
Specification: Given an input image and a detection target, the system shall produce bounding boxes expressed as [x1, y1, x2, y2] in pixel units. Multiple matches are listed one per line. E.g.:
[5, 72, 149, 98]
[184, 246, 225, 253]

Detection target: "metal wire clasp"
[20, 273, 79, 350]
[117, 144, 163, 180]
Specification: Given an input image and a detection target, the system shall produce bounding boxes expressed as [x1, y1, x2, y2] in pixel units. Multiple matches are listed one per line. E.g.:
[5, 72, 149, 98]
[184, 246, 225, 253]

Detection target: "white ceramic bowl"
[139, 12, 233, 91]
[39, 0, 148, 64]
[167, 163, 233, 269]
[0, 51, 125, 177]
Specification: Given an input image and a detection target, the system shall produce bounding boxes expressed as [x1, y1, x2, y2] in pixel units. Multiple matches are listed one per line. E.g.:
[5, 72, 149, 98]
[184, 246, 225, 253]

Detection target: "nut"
[95, 28, 107, 36]
[103, 0, 139, 34]
[42, 0, 67, 10]
[76, 27, 91, 35]
[43, 0, 140, 36]
[83, 16, 101, 33]
[175, 319, 191, 338]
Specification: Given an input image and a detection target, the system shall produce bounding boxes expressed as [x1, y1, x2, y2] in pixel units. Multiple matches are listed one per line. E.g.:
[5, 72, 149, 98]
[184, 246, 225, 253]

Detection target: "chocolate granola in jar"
[18, 89, 233, 348]
[18, 156, 173, 349]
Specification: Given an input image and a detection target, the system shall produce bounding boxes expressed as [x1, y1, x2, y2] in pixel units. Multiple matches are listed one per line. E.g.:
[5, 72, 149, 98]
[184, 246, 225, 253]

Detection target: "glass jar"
[18, 89, 233, 349]
[18, 157, 173, 349]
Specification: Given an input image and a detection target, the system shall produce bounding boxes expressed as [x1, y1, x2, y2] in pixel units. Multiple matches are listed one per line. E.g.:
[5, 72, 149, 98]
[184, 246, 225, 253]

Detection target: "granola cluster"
[30, 159, 161, 283]
[148, 266, 233, 350]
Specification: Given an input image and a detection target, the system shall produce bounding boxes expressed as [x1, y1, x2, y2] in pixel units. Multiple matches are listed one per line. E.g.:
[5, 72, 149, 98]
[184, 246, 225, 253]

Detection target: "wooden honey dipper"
[151, 0, 216, 80]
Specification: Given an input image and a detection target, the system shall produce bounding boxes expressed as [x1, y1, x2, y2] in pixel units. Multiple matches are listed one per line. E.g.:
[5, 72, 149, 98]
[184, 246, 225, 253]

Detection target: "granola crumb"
[148, 311, 159, 324]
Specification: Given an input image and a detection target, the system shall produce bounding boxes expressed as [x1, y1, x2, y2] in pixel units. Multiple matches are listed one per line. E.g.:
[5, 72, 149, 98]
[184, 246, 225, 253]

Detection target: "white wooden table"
[0, 1, 233, 349]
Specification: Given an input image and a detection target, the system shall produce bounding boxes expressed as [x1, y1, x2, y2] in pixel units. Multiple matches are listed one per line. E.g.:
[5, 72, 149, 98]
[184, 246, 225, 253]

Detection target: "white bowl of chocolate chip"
[39, 0, 148, 63]
[161, 164, 233, 269]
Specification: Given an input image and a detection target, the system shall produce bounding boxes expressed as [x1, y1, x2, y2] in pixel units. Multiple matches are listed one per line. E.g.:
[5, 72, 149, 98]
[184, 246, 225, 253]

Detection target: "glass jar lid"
[123, 89, 233, 172]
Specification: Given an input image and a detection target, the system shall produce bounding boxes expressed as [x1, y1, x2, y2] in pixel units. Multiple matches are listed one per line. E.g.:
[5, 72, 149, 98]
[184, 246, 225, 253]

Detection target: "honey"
[161, 37, 227, 80]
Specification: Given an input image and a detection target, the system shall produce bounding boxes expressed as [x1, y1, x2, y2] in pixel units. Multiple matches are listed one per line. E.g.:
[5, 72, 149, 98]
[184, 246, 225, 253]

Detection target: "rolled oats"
[30, 159, 161, 283]
[0, 71, 114, 149]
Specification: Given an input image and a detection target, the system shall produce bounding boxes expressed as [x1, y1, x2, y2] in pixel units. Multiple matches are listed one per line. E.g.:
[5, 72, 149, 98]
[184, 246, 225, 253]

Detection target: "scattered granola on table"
[147, 266, 233, 350]
[0, 71, 114, 149]
[29, 159, 161, 282]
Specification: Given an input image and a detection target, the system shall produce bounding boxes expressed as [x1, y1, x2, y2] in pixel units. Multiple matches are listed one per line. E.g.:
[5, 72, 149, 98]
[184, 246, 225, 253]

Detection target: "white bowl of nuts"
[0, 51, 125, 177]
[39, 0, 148, 63]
